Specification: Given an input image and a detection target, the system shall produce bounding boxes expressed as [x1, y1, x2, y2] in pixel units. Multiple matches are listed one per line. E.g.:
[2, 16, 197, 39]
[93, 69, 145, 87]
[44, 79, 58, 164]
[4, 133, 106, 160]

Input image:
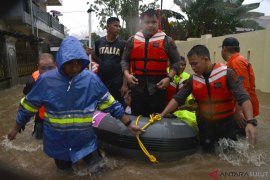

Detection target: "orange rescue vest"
[192, 63, 236, 120]
[32, 70, 45, 119]
[130, 30, 168, 75]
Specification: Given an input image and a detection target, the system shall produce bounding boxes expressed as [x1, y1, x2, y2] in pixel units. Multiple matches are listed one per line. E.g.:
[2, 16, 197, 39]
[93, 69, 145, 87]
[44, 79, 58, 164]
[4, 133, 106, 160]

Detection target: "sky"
[47, 0, 270, 39]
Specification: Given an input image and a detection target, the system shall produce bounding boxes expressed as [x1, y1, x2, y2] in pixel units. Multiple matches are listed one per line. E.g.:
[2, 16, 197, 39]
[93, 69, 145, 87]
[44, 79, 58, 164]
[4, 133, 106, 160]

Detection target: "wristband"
[247, 118, 257, 127]
[124, 119, 132, 127]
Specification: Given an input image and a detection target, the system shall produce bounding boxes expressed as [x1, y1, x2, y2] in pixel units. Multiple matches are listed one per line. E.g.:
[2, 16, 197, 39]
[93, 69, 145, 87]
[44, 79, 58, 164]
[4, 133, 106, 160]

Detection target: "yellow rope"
[135, 114, 162, 163]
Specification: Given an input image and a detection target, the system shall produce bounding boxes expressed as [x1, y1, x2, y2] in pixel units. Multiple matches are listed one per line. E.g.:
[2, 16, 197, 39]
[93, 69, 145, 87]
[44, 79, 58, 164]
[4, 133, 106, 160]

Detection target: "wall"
[175, 23, 270, 93]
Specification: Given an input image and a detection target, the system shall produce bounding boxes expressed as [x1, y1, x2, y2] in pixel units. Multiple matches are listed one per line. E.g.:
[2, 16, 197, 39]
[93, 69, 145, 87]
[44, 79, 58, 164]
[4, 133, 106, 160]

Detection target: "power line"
[169, 4, 175, 10]
[60, 11, 86, 13]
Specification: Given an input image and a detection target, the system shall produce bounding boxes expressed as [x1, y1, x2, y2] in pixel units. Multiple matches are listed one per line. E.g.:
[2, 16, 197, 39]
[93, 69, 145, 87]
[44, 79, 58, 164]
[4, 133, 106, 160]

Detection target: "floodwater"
[0, 85, 269, 180]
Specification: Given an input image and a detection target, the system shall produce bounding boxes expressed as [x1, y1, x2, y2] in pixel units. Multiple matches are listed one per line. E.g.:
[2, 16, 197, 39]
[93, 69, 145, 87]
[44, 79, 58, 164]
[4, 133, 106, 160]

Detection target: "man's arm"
[23, 77, 35, 95]
[93, 76, 143, 135]
[227, 68, 252, 117]
[121, 37, 133, 73]
[166, 36, 181, 75]
[160, 77, 193, 117]
[156, 36, 180, 89]
[86, 40, 100, 63]
[121, 37, 138, 85]
[92, 40, 101, 63]
[227, 68, 257, 144]
[156, 36, 181, 89]
[8, 76, 45, 140]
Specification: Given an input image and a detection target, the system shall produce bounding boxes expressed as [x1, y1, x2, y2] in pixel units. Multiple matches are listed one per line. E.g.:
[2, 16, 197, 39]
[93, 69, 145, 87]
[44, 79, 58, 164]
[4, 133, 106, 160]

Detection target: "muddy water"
[0, 85, 269, 180]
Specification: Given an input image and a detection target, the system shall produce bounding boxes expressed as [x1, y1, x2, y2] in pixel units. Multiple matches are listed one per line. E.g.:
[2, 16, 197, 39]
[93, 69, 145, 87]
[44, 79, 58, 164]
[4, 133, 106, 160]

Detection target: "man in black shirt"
[93, 17, 127, 106]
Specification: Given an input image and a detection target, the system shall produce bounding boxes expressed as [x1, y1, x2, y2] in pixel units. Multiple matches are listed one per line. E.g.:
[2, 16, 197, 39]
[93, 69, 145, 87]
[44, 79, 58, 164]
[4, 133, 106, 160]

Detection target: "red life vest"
[32, 70, 45, 119]
[130, 30, 168, 75]
[192, 63, 236, 120]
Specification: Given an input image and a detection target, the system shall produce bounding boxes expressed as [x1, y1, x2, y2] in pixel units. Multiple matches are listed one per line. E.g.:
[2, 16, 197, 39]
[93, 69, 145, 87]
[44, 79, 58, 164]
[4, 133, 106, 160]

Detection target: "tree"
[92, 0, 158, 39]
[160, 10, 186, 40]
[161, 0, 263, 39]
[77, 31, 101, 48]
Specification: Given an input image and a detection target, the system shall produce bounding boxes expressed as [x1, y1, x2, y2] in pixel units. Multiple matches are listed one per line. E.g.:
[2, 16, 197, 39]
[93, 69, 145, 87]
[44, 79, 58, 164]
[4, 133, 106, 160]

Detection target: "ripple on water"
[0, 135, 42, 152]
[216, 138, 267, 167]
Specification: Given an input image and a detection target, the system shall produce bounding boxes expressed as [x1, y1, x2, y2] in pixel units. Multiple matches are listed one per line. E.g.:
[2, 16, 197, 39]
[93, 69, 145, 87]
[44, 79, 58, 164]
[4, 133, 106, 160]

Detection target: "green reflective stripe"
[44, 114, 93, 124]
[20, 97, 38, 113]
[99, 95, 115, 110]
[49, 117, 92, 124]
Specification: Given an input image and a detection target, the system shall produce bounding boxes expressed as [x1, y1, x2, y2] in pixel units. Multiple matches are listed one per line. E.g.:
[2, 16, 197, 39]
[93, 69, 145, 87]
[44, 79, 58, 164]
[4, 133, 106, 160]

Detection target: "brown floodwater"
[0, 85, 269, 180]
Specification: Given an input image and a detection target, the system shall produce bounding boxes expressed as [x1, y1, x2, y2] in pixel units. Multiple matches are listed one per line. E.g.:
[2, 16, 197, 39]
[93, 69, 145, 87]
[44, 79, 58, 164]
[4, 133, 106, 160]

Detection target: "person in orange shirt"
[221, 37, 259, 135]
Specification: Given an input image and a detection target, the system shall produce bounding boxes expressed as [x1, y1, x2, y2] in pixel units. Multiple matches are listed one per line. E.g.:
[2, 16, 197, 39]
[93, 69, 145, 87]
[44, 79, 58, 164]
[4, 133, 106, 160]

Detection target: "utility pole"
[160, 0, 163, 30]
[87, 2, 94, 70]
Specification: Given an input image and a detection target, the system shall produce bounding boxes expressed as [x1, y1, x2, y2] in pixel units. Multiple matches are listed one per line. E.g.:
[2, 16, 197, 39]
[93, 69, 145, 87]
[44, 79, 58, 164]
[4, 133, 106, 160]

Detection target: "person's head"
[106, 17, 121, 36]
[140, 9, 159, 36]
[221, 37, 240, 61]
[63, 59, 84, 78]
[56, 36, 89, 78]
[178, 56, 187, 75]
[37, 53, 56, 74]
[187, 45, 211, 76]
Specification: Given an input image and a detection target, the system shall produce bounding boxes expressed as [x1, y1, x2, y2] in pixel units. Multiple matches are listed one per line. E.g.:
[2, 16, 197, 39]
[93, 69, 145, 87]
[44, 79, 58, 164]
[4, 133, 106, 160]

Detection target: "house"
[0, 0, 65, 89]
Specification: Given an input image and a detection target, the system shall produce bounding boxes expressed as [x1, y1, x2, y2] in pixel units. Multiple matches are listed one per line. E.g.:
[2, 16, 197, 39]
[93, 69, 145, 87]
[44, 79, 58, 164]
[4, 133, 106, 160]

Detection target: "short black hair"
[187, 45, 210, 60]
[107, 17, 120, 26]
[140, 9, 158, 19]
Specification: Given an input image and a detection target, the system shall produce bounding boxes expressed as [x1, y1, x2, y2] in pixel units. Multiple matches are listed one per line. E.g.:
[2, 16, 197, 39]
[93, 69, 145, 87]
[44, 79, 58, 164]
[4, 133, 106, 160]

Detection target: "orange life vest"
[130, 30, 168, 75]
[31, 70, 45, 119]
[192, 63, 236, 120]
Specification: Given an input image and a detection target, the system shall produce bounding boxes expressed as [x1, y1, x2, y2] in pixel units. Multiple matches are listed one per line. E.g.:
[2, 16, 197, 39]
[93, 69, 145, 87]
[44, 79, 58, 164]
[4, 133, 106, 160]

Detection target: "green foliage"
[119, 28, 131, 40]
[80, 32, 101, 48]
[93, 0, 158, 36]
[91, 32, 101, 44]
[240, 19, 264, 30]
[162, 0, 264, 40]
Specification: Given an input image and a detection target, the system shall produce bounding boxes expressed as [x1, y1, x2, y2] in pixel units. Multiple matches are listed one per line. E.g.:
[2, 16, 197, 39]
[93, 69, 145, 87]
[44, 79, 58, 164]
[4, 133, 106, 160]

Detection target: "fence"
[175, 23, 270, 93]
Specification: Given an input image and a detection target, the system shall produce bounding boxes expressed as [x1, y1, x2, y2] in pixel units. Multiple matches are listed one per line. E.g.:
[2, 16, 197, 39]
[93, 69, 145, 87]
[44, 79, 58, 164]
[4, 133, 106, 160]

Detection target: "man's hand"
[8, 123, 21, 140]
[125, 73, 139, 86]
[91, 61, 99, 73]
[120, 83, 129, 97]
[245, 123, 257, 145]
[156, 77, 170, 90]
[86, 48, 93, 55]
[234, 106, 247, 128]
[236, 119, 247, 129]
[128, 124, 145, 135]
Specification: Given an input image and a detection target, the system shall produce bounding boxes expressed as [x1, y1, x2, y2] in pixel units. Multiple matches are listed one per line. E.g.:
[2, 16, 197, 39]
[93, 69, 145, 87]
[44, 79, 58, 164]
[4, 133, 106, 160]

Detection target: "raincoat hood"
[56, 36, 89, 72]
